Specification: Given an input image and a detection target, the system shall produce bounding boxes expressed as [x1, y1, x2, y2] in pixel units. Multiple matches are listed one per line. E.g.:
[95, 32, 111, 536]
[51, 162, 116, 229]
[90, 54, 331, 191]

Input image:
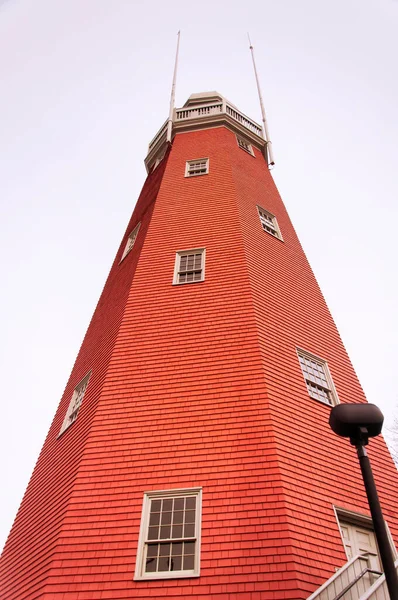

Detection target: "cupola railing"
[145, 97, 264, 172]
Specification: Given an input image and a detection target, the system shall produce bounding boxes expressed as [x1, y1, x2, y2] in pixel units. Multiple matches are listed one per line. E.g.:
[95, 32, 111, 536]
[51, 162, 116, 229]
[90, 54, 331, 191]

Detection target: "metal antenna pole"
[248, 34, 275, 167]
[166, 31, 181, 143]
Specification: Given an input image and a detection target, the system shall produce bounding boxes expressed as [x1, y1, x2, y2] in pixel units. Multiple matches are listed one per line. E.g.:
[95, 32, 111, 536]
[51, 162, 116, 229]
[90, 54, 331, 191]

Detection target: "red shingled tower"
[1, 91, 397, 600]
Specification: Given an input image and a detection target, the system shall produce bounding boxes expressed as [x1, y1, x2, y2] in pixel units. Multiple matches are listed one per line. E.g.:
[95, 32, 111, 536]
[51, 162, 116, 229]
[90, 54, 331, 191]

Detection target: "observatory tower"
[1, 91, 398, 599]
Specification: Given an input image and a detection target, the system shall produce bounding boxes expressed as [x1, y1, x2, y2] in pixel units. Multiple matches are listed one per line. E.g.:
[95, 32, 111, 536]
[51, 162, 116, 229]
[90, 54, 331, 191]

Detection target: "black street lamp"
[329, 403, 398, 600]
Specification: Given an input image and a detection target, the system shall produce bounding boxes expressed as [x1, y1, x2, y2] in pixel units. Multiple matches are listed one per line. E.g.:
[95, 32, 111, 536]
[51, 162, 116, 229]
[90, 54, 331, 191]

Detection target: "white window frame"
[297, 348, 339, 406]
[236, 135, 254, 156]
[173, 248, 206, 285]
[134, 487, 202, 580]
[59, 371, 91, 436]
[257, 206, 283, 240]
[185, 158, 209, 178]
[120, 222, 141, 262]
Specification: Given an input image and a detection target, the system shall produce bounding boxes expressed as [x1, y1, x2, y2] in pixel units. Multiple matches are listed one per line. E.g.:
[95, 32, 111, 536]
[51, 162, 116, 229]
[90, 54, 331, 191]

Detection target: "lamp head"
[329, 403, 384, 446]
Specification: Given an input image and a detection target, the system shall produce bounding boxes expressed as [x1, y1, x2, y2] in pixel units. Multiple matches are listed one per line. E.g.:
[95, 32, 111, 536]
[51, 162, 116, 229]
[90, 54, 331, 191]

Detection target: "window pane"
[184, 523, 195, 537]
[183, 554, 194, 570]
[148, 526, 159, 540]
[158, 556, 170, 572]
[145, 556, 157, 572]
[185, 497, 196, 510]
[172, 542, 183, 555]
[152, 500, 161, 512]
[149, 512, 160, 526]
[160, 525, 171, 539]
[162, 499, 173, 511]
[159, 543, 171, 556]
[174, 498, 184, 511]
[147, 544, 158, 558]
[171, 555, 182, 571]
[172, 524, 183, 538]
[184, 541, 195, 555]
[161, 511, 172, 525]
[185, 510, 195, 523]
[173, 510, 184, 524]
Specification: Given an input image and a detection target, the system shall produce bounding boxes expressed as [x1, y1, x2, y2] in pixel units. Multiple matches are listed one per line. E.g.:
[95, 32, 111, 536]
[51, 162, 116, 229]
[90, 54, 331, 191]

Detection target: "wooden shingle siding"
[1, 126, 397, 600]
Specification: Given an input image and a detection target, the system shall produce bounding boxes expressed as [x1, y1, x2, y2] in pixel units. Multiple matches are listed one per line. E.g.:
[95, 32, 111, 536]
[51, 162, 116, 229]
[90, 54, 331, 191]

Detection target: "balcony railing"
[147, 101, 263, 153]
[175, 100, 263, 137]
[225, 104, 263, 136]
[175, 102, 223, 121]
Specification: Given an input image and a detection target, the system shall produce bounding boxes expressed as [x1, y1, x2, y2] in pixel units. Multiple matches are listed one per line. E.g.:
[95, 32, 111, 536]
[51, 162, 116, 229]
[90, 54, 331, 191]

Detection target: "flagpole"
[167, 31, 181, 143]
[248, 34, 275, 167]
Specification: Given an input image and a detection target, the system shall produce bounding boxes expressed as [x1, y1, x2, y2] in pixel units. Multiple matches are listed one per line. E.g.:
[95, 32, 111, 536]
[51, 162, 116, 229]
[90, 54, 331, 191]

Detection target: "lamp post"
[329, 403, 398, 600]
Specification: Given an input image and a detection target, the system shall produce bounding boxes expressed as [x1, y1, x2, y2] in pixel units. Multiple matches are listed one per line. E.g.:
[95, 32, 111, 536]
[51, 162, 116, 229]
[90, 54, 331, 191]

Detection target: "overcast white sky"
[1, 0, 397, 551]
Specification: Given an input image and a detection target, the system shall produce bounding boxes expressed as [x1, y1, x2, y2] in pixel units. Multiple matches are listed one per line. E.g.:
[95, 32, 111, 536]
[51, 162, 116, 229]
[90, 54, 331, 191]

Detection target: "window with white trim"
[257, 206, 283, 240]
[173, 249, 205, 284]
[59, 372, 91, 435]
[297, 349, 338, 406]
[236, 136, 254, 156]
[135, 488, 202, 580]
[120, 223, 140, 262]
[185, 159, 209, 177]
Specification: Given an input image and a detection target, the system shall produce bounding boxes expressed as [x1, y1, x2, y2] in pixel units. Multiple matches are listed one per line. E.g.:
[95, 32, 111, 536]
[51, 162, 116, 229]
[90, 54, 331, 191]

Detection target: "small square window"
[59, 372, 91, 435]
[236, 136, 254, 156]
[297, 349, 339, 406]
[134, 488, 202, 580]
[257, 206, 283, 240]
[173, 249, 205, 285]
[185, 159, 209, 177]
[120, 223, 141, 262]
